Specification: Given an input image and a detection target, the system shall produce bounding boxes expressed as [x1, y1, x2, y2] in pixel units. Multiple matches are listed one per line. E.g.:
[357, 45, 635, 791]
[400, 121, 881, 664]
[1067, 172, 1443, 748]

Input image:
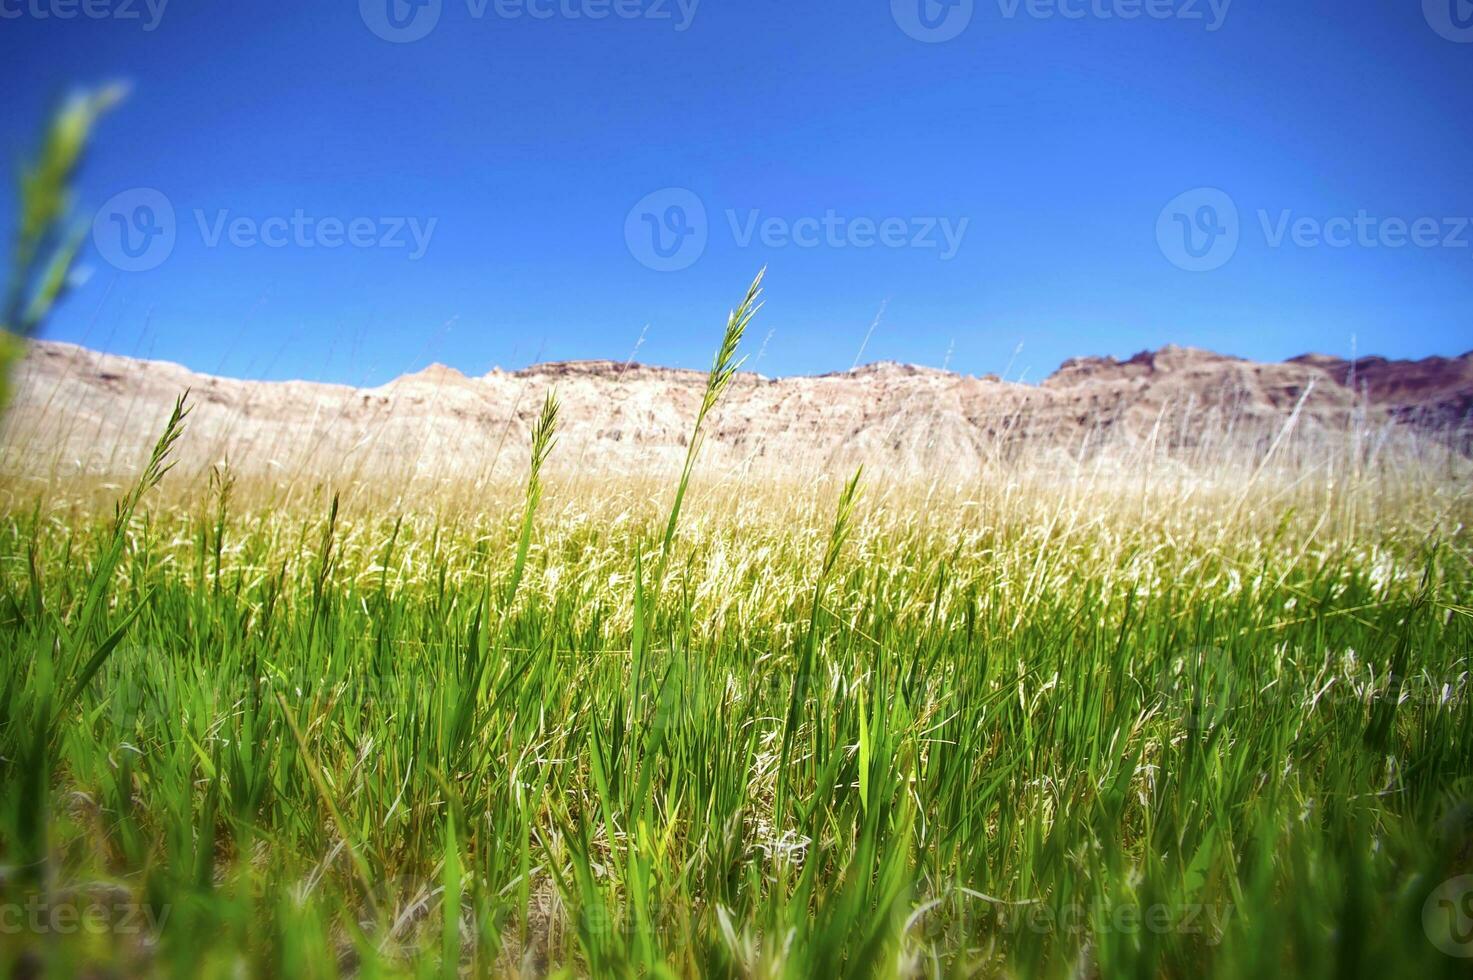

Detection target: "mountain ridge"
[3, 339, 1469, 483]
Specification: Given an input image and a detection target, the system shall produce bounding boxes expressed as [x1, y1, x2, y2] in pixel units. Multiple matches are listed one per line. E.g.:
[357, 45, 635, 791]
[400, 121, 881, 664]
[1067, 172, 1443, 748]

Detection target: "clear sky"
[2, 0, 1470, 384]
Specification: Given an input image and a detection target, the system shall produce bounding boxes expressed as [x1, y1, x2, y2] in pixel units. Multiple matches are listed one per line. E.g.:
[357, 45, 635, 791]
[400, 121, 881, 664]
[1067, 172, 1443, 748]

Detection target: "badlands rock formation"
[1, 340, 1469, 485]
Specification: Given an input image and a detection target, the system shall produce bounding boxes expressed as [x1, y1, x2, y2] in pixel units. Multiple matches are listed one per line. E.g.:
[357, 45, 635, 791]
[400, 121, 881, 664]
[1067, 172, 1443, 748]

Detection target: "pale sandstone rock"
[2, 340, 1468, 486]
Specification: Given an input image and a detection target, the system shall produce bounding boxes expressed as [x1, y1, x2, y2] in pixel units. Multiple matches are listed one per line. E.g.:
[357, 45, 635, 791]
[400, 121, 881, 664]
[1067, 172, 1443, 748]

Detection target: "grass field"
[2, 278, 1472, 977]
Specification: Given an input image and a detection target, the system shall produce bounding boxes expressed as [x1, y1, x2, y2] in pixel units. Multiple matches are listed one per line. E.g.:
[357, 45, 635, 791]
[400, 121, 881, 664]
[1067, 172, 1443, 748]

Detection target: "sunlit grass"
[1, 274, 1471, 977]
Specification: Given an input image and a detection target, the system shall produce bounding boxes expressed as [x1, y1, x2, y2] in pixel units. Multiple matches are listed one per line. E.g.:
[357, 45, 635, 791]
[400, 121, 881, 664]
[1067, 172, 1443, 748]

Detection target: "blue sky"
[2, 0, 1470, 384]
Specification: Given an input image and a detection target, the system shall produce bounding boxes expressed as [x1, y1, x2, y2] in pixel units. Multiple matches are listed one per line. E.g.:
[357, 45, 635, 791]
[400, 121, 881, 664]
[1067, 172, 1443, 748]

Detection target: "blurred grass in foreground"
[1, 85, 124, 410]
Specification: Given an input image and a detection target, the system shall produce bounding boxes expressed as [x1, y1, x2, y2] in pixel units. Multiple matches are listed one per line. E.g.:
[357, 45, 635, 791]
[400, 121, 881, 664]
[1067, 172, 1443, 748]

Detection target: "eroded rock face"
[2, 340, 1469, 484]
[1287, 352, 1473, 426]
